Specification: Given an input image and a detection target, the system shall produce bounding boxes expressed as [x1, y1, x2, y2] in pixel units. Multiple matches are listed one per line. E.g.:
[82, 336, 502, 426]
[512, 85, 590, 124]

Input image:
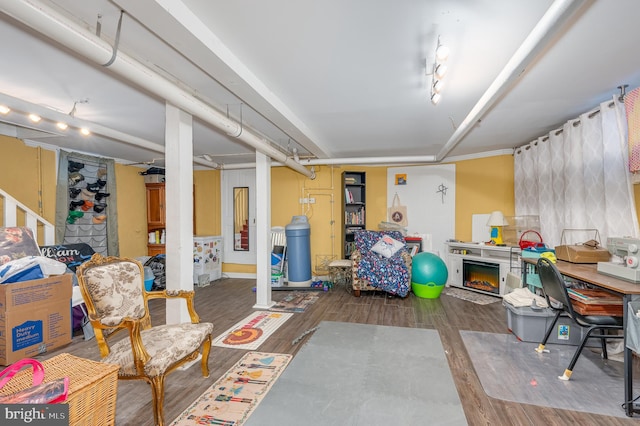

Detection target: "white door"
[387, 164, 455, 257]
[222, 169, 256, 264]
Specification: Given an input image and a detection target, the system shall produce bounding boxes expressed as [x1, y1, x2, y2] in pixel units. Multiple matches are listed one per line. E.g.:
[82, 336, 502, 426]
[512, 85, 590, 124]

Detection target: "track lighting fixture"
[427, 36, 450, 105]
[0, 99, 92, 136]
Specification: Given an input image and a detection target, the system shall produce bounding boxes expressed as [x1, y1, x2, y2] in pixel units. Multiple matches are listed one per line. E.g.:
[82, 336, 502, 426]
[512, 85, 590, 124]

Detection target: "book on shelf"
[344, 177, 358, 184]
[345, 210, 364, 225]
[345, 189, 354, 203]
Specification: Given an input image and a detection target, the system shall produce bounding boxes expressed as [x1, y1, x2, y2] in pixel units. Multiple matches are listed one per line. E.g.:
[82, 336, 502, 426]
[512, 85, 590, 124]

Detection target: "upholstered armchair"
[350, 230, 412, 297]
[76, 254, 214, 426]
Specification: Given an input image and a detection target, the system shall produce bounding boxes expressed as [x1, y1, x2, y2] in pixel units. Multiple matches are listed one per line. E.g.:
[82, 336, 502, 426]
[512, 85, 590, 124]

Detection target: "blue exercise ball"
[411, 252, 448, 285]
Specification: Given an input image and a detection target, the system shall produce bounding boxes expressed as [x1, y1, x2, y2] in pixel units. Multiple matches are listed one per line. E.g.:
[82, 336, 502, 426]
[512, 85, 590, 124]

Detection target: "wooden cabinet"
[146, 183, 165, 230]
[341, 171, 366, 259]
[146, 183, 165, 255]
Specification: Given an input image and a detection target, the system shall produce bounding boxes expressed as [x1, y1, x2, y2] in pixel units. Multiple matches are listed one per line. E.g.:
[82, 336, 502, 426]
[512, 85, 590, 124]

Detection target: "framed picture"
[395, 174, 407, 185]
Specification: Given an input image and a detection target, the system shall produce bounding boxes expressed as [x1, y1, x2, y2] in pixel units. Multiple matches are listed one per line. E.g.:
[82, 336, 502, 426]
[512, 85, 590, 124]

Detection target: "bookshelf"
[342, 171, 366, 259]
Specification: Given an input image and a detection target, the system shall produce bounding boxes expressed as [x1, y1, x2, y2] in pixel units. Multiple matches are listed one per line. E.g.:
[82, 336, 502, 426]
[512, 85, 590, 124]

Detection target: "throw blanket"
[355, 230, 410, 297]
[503, 287, 548, 308]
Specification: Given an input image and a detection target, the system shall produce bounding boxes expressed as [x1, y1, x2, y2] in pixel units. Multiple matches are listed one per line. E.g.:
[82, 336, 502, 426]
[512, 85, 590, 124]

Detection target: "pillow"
[371, 235, 404, 258]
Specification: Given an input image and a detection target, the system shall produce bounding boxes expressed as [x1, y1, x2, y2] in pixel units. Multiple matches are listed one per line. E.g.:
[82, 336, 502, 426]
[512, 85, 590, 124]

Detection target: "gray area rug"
[460, 330, 636, 418]
[246, 321, 467, 426]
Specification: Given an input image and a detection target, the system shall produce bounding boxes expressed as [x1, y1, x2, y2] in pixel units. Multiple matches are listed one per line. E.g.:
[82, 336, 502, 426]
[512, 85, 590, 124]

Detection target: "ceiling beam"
[0, 0, 313, 177]
[114, 0, 330, 159]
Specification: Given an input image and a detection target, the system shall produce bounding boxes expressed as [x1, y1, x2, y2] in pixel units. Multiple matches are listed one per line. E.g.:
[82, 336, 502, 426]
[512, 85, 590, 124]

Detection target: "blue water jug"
[285, 215, 311, 287]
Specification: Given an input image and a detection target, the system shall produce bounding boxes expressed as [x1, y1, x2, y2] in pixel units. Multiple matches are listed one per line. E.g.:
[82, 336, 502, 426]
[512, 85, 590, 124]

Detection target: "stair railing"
[0, 188, 55, 245]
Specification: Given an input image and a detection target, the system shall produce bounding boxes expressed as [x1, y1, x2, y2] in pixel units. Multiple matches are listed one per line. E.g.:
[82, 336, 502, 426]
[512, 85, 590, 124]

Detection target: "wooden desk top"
[523, 258, 640, 296]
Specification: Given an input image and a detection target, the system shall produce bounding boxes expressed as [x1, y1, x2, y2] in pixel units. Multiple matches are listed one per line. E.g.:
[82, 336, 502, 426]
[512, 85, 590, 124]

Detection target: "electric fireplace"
[462, 259, 501, 295]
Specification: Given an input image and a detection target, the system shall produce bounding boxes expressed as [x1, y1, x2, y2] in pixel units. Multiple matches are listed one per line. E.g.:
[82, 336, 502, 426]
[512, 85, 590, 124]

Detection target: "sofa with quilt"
[350, 230, 412, 297]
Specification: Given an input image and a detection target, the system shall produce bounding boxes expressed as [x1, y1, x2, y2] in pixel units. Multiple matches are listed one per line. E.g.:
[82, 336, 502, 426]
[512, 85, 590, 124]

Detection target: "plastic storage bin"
[144, 266, 155, 291]
[503, 301, 591, 346]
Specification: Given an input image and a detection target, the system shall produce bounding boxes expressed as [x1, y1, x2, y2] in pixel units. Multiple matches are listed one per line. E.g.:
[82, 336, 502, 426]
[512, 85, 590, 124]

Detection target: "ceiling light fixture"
[80, 127, 90, 136]
[56, 122, 68, 130]
[432, 79, 445, 94]
[427, 36, 450, 105]
[28, 113, 41, 123]
[202, 154, 213, 162]
[0, 105, 10, 115]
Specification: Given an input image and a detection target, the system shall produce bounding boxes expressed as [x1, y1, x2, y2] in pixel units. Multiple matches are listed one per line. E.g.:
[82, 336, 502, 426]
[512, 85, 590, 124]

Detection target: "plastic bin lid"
[286, 215, 310, 230]
[502, 300, 553, 317]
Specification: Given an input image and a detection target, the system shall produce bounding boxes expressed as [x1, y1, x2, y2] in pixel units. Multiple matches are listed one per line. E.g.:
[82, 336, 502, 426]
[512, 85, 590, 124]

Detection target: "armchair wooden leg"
[353, 289, 361, 297]
[201, 336, 212, 378]
[150, 375, 166, 426]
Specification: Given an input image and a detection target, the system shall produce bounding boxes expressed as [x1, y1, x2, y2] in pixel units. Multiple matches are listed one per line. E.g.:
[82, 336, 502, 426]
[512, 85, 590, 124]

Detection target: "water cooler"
[285, 215, 312, 287]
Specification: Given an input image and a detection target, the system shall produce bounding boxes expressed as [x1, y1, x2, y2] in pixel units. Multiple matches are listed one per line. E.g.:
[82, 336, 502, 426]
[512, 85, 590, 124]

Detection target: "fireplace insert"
[462, 259, 500, 295]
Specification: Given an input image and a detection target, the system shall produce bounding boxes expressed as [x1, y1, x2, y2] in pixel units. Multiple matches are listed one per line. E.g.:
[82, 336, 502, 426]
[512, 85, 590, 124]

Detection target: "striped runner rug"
[170, 352, 292, 425]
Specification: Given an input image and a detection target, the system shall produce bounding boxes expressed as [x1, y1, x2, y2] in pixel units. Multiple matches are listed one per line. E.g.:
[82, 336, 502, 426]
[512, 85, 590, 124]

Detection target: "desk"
[523, 258, 640, 416]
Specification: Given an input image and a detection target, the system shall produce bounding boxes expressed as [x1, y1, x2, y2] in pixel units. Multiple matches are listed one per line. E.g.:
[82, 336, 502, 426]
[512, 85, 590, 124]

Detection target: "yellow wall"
[453, 155, 515, 241]
[266, 160, 515, 273]
[114, 164, 148, 257]
[0, 135, 57, 223]
[194, 169, 221, 236]
[5, 135, 640, 272]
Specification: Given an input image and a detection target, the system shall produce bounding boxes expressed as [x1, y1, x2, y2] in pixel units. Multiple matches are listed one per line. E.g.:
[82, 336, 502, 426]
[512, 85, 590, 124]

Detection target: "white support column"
[254, 151, 275, 309]
[165, 102, 194, 324]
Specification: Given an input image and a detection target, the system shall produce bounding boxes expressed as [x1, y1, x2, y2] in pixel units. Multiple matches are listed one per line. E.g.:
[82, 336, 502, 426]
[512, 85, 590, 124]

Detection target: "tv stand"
[445, 242, 520, 297]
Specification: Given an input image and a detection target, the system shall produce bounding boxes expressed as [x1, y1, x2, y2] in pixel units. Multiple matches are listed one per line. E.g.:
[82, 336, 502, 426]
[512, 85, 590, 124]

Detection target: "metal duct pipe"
[0, 0, 313, 178]
[220, 154, 439, 170]
[300, 155, 437, 166]
[436, 0, 587, 161]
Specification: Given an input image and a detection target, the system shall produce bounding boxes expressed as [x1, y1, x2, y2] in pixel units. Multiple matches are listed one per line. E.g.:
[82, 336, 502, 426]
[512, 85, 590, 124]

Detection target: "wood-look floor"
[42, 279, 640, 425]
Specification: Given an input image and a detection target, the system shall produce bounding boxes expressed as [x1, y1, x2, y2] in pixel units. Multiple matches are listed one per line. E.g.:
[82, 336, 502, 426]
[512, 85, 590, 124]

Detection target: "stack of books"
[567, 288, 623, 316]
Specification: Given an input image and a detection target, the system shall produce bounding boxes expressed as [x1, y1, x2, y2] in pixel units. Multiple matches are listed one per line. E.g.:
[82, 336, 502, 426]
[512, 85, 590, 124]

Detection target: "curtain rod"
[515, 98, 618, 152]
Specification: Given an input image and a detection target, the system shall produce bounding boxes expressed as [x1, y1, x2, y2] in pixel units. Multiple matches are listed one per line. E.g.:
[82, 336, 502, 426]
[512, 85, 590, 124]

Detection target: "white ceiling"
[1, 0, 639, 171]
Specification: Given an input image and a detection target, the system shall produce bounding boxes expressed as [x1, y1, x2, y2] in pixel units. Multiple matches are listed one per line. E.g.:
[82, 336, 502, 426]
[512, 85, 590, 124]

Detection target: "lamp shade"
[486, 211, 508, 227]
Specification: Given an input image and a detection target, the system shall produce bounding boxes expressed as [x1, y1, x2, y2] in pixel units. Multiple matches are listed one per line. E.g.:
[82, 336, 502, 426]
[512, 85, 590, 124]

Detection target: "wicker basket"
[0, 353, 119, 425]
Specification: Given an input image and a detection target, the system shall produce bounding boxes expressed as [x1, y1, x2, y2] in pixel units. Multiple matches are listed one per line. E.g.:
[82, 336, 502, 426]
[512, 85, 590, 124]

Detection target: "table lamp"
[486, 211, 509, 245]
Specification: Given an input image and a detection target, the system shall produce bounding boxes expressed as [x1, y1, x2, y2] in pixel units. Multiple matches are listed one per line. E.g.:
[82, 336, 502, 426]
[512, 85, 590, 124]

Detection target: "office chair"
[534, 257, 623, 380]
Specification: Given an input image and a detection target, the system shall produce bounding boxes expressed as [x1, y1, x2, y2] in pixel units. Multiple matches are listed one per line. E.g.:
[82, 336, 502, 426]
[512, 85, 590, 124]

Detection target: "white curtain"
[514, 96, 639, 248]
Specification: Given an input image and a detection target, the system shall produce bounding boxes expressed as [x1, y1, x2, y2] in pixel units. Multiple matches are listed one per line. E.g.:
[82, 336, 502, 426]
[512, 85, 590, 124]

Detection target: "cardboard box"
[144, 174, 165, 183]
[555, 244, 610, 263]
[0, 275, 72, 365]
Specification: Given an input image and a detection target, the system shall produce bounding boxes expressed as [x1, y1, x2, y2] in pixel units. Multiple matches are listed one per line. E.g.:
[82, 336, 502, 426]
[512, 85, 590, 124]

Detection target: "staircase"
[0, 187, 55, 245]
[240, 220, 249, 250]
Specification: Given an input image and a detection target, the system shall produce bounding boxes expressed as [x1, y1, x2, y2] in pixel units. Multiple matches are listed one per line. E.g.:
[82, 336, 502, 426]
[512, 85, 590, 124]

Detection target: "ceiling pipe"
[300, 155, 437, 166]
[221, 154, 439, 170]
[0, 0, 313, 178]
[436, 0, 587, 161]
